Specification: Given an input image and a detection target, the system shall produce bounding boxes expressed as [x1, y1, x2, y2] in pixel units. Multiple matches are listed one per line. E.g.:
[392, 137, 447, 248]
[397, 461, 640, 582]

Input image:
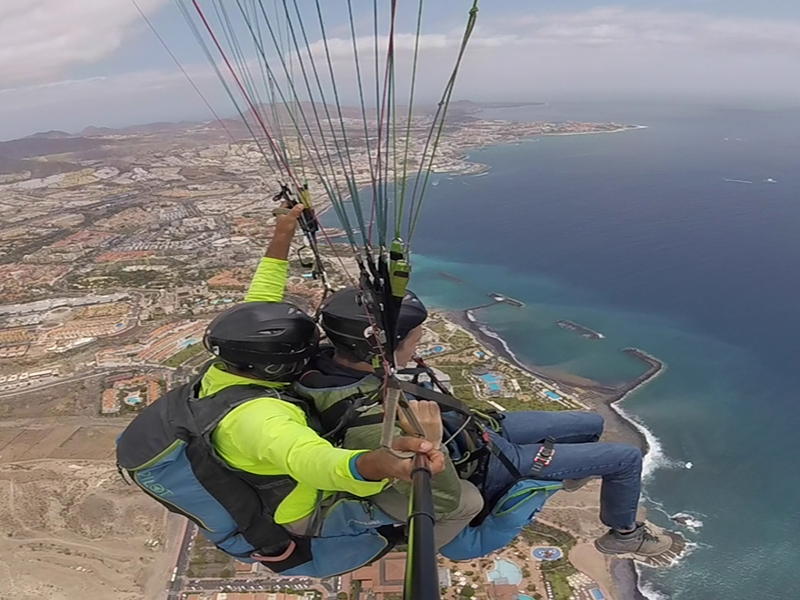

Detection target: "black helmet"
[319, 287, 428, 362]
[204, 302, 319, 383]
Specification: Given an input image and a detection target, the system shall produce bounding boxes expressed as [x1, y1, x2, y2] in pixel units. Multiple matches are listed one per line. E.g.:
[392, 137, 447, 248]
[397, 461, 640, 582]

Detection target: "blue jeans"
[481, 411, 642, 530]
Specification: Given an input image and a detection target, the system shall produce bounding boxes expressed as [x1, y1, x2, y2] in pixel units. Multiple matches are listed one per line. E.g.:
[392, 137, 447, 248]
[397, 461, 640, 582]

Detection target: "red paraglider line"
[191, 0, 299, 189]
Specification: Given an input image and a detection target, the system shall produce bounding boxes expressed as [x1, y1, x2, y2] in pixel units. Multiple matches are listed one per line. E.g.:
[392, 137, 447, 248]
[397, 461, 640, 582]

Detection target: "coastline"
[444, 308, 667, 600]
[541, 124, 648, 138]
[310, 122, 646, 221]
[314, 117, 660, 600]
[449, 308, 656, 454]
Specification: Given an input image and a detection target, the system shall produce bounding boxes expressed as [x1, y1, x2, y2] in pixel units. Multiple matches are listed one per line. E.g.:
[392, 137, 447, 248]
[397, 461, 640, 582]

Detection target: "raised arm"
[244, 204, 304, 303]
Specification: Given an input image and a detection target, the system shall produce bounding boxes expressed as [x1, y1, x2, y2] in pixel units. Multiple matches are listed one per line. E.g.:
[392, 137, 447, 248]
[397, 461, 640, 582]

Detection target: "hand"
[355, 437, 446, 483]
[266, 203, 304, 260]
[274, 203, 304, 238]
[397, 400, 443, 449]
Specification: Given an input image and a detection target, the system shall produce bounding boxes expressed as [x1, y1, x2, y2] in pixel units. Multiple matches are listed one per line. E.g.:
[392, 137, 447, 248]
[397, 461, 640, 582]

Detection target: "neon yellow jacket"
[203, 258, 386, 525]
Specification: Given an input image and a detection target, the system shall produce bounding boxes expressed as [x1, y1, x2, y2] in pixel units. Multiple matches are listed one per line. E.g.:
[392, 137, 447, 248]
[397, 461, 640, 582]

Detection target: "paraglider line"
[191, 0, 299, 188]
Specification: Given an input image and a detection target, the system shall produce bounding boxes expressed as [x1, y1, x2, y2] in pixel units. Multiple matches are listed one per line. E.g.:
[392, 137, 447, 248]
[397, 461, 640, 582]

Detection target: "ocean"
[322, 101, 800, 599]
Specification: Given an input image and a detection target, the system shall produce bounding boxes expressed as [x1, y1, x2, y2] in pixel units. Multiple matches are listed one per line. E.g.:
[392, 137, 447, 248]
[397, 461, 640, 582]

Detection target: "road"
[0, 368, 118, 399]
[167, 521, 197, 600]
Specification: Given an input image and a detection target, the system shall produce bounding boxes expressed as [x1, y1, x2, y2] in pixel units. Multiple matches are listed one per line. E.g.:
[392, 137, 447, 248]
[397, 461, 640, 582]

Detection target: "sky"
[2, 0, 800, 140]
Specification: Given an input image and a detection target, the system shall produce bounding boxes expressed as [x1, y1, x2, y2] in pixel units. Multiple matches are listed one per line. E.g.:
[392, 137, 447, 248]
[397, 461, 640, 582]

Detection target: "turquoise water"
[487, 558, 523, 586]
[517, 596, 534, 600]
[590, 588, 606, 600]
[321, 102, 800, 598]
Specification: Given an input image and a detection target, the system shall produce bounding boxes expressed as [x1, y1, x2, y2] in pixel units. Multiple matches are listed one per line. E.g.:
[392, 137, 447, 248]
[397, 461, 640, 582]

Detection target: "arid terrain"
[0, 384, 178, 600]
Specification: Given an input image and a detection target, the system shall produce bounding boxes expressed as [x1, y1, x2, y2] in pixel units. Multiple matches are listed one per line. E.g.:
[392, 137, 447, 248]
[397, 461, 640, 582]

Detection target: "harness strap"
[529, 437, 557, 475]
[397, 380, 472, 417]
[398, 378, 524, 485]
[351, 413, 385, 427]
[482, 431, 524, 480]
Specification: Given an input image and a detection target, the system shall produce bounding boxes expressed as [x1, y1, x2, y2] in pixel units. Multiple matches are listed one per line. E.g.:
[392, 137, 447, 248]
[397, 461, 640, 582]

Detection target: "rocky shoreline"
[444, 308, 666, 600]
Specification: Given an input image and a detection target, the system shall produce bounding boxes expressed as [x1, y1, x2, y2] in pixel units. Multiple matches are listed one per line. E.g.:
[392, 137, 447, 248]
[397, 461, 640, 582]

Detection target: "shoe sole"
[594, 541, 673, 560]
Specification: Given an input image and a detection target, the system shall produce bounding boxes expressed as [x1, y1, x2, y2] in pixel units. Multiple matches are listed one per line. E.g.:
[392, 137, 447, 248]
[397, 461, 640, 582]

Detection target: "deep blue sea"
[323, 101, 800, 599]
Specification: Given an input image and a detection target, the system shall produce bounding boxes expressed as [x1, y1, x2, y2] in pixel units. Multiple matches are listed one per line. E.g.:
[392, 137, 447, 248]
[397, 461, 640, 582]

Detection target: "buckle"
[532, 437, 556, 471]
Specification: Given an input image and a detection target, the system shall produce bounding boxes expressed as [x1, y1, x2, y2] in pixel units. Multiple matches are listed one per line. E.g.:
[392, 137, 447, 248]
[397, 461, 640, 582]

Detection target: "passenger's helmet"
[203, 302, 319, 383]
[319, 287, 428, 362]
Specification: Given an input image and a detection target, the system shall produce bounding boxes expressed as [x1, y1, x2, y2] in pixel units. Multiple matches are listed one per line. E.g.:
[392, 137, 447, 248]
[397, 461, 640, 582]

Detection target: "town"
[0, 110, 641, 600]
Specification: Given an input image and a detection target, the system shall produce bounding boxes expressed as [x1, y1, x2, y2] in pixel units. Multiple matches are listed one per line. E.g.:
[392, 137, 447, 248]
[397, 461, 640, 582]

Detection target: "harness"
[117, 363, 316, 569]
[294, 361, 534, 496]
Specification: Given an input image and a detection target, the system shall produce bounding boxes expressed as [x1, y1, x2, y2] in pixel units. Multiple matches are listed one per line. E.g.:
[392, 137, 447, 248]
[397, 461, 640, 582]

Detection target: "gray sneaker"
[594, 522, 673, 557]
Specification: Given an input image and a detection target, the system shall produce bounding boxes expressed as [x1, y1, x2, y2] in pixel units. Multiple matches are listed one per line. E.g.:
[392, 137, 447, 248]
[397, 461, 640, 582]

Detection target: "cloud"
[502, 8, 800, 54]
[285, 8, 800, 104]
[303, 8, 800, 61]
[3, 6, 800, 139]
[0, 0, 168, 87]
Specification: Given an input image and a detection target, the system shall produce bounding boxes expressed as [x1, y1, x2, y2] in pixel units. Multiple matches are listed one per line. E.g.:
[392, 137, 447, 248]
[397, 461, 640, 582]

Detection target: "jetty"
[557, 319, 604, 339]
[614, 348, 664, 398]
[489, 293, 524, 307]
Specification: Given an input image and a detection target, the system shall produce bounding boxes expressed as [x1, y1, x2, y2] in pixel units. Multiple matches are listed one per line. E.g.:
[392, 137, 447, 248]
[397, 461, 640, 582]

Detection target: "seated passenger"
[306, 287, 673, 558]
[294, 287, 484, 550]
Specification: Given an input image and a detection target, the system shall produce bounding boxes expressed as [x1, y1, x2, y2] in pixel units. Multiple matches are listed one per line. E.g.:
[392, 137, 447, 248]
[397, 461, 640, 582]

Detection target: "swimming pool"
[486, 558, 522, 586]
[479, 372, 501, 384]
[589, 588, 605, 600]
[517, 596, 534, 600]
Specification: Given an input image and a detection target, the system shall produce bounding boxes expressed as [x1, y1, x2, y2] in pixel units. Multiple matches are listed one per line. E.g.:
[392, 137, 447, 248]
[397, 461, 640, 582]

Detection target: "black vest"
[116, 365, 314, 570]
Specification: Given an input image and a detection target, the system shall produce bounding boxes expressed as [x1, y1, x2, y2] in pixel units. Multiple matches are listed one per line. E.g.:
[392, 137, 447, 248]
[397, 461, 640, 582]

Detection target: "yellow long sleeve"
[244, 257, 289, 302]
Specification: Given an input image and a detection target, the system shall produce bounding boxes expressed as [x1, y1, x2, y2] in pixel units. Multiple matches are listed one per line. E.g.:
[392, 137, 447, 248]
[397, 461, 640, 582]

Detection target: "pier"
[607, 348, 665, 404]
[463, 293, 526, 315]
[488, 293, 525, 307]
[556, 319, 604, 339]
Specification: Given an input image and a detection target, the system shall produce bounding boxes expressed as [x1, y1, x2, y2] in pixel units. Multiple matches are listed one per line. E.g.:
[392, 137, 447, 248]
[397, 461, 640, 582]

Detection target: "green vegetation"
[520, 522, 577, 600]
[522, 521, 577, 553]
[336, 593, 348, 600]
[522, 565, 532, 578]
[494, 394, 561, 413]
[449, 330, 474, 349]
[163, 342, 207, 367]
[425, 318, 450, 337]
[459, 586, 475, 598]
[547, 570, 574, 600]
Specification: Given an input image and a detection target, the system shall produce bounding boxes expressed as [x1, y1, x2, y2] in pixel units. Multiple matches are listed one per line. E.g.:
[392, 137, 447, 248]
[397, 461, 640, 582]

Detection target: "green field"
[163, 343, 206, 367]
